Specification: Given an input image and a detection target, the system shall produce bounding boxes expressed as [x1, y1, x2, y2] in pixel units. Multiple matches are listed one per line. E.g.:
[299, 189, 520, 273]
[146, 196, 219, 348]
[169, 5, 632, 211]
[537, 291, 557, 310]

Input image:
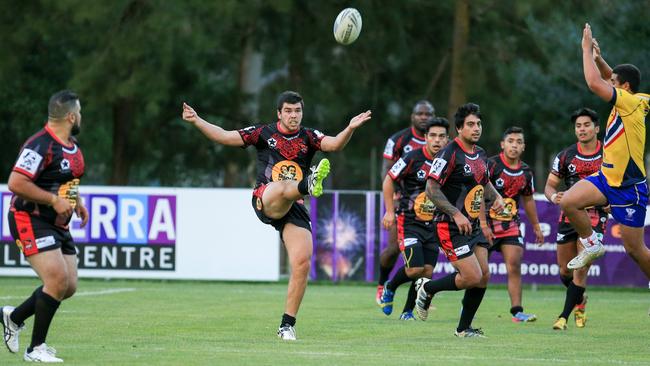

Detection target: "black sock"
[386, 267, 411, 291]
[510, 305, 524, 316]
[423, 273, 458, 296]
[280, 313, 296, 328]
[457, 287, 487, 332]
[402, 281, 417, 313]
[297, 179, 309, 195]
[559, 282, 585, 319]
[10, 286, 41, 325]
[378, 264, 392, 286]
[29, 288, 60, 351]
[560, 274, 573, 288]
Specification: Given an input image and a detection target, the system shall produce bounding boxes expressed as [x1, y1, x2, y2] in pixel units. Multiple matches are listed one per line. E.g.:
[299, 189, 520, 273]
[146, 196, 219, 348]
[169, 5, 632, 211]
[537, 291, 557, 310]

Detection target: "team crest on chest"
[404, 145, 413, 153]
[495, 177, 504, 188]
[267, 137, 277, 148]
[417, 170, 426, 180]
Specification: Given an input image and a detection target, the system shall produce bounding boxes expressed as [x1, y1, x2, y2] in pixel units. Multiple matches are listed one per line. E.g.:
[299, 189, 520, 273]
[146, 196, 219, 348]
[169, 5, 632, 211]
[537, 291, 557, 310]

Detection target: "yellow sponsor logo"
[489, 197, 517, 221]
[413, 192, 435, 221]
[15, 239, 24, 251]
[271, 160, 303, 182]
[255, 197, 263, 211]
[464, 185, 484, 219]
[58, 178, 80, 208]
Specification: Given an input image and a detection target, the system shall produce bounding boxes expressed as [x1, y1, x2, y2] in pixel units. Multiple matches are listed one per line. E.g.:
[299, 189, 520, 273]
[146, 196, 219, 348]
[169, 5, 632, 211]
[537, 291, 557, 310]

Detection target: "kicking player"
[544, 108, 606, 330]
[561, 24, 650, 277]
[378, 118, 449, 320]
[1, 90, 89, 362]
[415, 103, 505, 337]
[182, 91, 371, 341]
[481, 127, 543, 323]
[376, 101, 435, 305]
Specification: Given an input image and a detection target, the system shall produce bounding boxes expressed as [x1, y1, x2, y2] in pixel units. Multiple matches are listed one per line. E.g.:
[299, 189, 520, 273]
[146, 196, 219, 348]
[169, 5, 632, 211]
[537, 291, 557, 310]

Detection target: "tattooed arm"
[484, 182, 505, 214]
[426, 179, 472, 235]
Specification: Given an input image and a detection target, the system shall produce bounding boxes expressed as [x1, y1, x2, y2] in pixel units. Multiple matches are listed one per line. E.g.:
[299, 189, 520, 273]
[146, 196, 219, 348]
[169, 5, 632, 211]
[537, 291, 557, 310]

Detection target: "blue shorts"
[585, 171, 648, 227]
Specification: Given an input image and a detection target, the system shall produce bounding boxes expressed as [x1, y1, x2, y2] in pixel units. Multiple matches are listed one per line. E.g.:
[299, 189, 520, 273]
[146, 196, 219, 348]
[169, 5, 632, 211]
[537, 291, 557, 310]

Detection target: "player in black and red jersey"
[378, 118, 449, 320]
[480, 126, 544, 323]
[182, 91, 371, 340]
[544, 107, 606, 330]
[1, 90, 88, 363]
[376, 101, 435, 304]
[414, 103, 505, 337]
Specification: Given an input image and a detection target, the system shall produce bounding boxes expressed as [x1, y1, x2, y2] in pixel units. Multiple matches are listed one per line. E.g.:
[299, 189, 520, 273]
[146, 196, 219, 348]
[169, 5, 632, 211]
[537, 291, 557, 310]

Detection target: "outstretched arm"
[182, 103, 244, 147]
[321, 110, 372, 152]
[592, 38, 613, 80]
[582, 23, 614, 102]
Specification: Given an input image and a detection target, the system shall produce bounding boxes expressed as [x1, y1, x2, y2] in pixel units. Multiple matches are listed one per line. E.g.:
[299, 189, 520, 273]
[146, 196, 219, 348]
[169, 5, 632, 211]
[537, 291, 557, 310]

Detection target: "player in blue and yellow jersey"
[559, 24, 650, 283]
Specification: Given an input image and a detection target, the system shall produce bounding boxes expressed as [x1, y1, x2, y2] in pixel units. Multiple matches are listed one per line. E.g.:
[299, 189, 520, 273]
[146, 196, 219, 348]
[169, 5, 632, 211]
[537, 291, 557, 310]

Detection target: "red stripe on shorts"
[14, 211, 38, 256]
[397, 214, 405, 251]
[437, 221, 458, 262]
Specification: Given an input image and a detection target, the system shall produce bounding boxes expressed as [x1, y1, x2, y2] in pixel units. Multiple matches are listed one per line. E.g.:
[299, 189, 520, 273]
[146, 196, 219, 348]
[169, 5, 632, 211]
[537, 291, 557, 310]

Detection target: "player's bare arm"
[321, 110, 372, 152]
[182, 102, 245, 147]
[522, 194, 544, 244]
[479, 200, 494, 245]
[592, 38, 612, 80]
[426, 178, 471, 235]
[544, 173, 564, 204]
[582, 23, 613, 101]
[382, 174, 396, 229]
[484, 182, 505, 214]
[8, 171, 73, 217]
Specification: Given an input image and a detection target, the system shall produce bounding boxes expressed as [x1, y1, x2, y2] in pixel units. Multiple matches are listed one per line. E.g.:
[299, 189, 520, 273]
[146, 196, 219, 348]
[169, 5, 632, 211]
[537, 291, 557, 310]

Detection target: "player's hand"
[481, 224, 494, 246]
[382, 211, 396, 229]
[75, 202, 89, 228]
[592, 38, 602, 60]
[602, 205, 611, 214]
[533, 224, 544, 244]
[52, 196, 73, 218]
[452, 211, 472, 236]
[490, 196, 506, 215]
[349, 110, 372, 130]
[552, 191, 564, 205]
[582, 23, 593, 51]
[182, 102, 200, 124]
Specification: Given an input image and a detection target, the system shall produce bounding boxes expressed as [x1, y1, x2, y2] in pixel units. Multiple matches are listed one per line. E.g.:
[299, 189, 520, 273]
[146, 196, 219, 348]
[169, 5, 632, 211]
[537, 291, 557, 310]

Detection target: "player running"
[481, 126, 543, 323]
[378, 118, 449, 320]
[182, 91, 371, 341]
[376, 101, 435, 305]
[415, 103, 505, 337]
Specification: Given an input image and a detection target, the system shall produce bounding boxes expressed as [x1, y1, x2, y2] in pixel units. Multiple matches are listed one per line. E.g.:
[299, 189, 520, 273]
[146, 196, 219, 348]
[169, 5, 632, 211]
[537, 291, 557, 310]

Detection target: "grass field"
[0, 277, 648, 365]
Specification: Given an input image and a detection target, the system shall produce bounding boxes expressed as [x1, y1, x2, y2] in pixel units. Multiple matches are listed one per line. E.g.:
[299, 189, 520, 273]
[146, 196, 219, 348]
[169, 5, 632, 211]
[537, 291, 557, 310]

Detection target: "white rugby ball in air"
[333, 8, 362, 45]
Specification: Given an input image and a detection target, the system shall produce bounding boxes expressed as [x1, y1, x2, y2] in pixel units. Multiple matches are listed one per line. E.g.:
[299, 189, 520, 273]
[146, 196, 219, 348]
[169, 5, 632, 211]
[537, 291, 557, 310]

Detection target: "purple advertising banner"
[312, 192, 649, 288]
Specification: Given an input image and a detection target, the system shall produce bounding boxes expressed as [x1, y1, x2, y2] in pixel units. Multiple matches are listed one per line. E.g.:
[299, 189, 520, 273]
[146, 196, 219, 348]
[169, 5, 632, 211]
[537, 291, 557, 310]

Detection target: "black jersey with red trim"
[238, 122, 325, 186]
[387, 146, 435, 222]
[11, 125, 85, 227]
[427, 138, 489, 224]
[486, 153, 535, 237]
[551, 141, 604, 223]
[383, 126, 426, 161]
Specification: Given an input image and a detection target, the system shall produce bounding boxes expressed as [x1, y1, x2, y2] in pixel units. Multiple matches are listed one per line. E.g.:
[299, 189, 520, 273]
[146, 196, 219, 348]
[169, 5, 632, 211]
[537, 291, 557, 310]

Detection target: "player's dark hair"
[570, 107, 599, 126]
[277, 91, 304, 111]
[426, 117, 450, 134]
[612, 64, 641, 93]
[454, 103, 481, 130]
[48, 90, 79, 120]
[412, 100, 435, 115]
[502, 126, 524, 140]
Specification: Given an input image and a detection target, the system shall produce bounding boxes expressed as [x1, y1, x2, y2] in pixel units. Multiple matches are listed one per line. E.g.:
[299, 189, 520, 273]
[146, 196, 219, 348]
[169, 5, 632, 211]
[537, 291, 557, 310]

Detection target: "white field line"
[0, 288, 136, 300]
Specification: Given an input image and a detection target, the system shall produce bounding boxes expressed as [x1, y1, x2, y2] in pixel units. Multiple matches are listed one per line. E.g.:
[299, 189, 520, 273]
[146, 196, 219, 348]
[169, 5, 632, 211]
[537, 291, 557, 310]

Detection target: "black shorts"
[252, 184, 311, 236]
[488, 235, 523, 253]
[433, 221, 489, 262]
[8, 211, 76, 257]
[556, 209, 607, 245]
[397, 215, 439, 269]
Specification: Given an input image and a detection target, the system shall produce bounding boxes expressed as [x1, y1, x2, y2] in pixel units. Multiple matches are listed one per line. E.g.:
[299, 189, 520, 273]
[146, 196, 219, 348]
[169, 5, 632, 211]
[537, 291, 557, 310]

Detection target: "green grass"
[1, 278, 649, 365]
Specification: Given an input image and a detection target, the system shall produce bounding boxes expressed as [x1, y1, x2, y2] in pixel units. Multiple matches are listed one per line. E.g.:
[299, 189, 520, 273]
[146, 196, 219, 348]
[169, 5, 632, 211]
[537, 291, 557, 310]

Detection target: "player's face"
[500, 132, 525, 160]
[411, 104, 434, 132]
[457, 114, 482, 144]
[70, 100, 82, 136]
[425, 126, 448, 155]
[277, 102, 303, 132]
[574, 116, 599, 143]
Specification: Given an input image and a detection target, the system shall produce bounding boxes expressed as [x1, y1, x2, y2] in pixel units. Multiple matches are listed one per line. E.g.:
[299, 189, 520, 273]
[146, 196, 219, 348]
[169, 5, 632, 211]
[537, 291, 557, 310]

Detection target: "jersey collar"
[454, 137, 475, 154]
[276, 121, 300, 136]
[44, 124, 74, 148]
[422, 146, 434, 160]
[411, 126, 425, 140]
[499, 152, 521, 170]
[576, 140, 601, 156]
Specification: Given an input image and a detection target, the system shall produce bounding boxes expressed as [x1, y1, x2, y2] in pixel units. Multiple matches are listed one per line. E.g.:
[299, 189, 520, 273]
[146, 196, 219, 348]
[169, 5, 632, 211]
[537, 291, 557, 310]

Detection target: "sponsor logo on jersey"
[414, 192, 435, 221]
[36, 235, 56, 249]
[15, 148, 43, 176]
[454, 245, 470, 256]
[272, 160, 303, 182]
[429, 158, 447, 178]
[389, 158, 407, 177]
[464, 185, 484, 219]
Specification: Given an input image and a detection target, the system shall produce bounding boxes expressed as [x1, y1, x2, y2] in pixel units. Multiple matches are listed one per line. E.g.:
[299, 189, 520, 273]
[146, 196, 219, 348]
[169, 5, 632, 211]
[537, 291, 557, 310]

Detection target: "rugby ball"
[333, 8, 362, 45]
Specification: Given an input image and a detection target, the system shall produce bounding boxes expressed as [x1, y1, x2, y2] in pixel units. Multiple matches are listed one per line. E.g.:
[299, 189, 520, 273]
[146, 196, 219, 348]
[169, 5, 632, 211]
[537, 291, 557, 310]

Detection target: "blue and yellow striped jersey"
[601, 87, 650, 187]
